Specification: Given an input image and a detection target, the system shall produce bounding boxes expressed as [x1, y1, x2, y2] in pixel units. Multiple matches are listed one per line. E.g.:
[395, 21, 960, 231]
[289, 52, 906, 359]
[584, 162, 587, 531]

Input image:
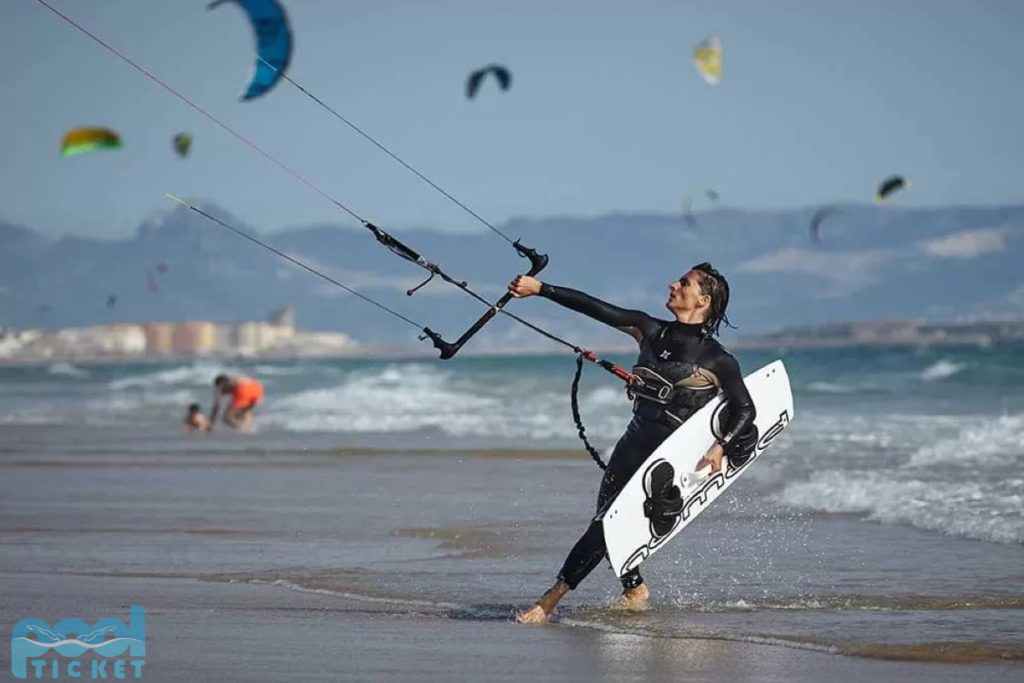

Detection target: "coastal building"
[233, 321, 264, 355]
[212, 323, 237, 354]
[0, 329, 43, 359]
[171, 321, 217, 355]
[0, 305, 355, 363]
[105, 324, 147, 354]
[233, 318, 296, 355]
[261, 320, 295, 350]
[273, 330, 355, 356]
[142, 322, 174, 356]
[36, 324, 147, 358]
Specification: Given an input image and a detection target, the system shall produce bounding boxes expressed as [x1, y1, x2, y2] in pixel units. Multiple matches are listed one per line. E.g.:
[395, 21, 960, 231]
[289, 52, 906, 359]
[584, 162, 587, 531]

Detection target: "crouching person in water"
[183, 403, 211, 432]
[507, 262, 756, 624]
[209, 374, 264, 432]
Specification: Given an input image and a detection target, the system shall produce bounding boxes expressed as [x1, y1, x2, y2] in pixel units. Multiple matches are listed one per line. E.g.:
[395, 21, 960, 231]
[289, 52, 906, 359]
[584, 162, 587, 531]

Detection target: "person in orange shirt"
[208, 374, 264, 431]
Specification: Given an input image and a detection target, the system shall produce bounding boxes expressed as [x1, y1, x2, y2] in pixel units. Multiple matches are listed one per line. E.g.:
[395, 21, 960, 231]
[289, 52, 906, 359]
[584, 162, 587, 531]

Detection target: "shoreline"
[2, 570, 1020, 681]
[2, 339, 1024, 369]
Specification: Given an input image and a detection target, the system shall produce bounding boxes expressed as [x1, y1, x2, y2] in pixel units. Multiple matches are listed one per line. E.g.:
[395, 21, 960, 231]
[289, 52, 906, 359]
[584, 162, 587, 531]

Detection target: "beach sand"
[1, 447, 1021, 682]
[2, 572, 1020, 683]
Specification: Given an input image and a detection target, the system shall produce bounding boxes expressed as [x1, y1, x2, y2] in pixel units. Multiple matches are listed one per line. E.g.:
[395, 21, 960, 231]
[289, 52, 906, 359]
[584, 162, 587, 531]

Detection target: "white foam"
[919, 359, 966, 382]
[805, 381, 857, 394]
[0, 413, 67, 425]
[87, 389, 196, 413]
[909, 414, 1024, 468]
[777, 470, 1024, 545]
[681, 597, 831, 612]
[250, 364, 305, 376]
[108, 362, 235, 390]
[262, 362, 628, 441]
[791, 412, 970, 453]
[46, 362, 89, 379]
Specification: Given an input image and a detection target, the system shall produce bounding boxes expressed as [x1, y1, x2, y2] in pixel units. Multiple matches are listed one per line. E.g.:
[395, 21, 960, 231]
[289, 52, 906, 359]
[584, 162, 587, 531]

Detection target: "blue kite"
[209, 0, 293, 101]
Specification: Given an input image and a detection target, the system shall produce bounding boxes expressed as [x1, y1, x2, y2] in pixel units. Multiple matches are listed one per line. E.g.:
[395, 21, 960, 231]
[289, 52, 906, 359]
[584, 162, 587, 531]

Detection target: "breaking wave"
[46, 362, 89, 378]
[261, 363, 629, 442]
[908, 414, 1024, 468]
[108, 362, 235, 390]
[919, 359, 966, 382]
[777, 471, 1024, 545]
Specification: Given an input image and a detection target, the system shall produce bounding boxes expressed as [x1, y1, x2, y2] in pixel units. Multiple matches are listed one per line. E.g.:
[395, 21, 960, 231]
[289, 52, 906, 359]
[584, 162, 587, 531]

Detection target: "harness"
[569, 337, 723, 469]
[569, 363, 719, 470]
[627, 330, 724, 428]
[626, 366, 718, 426]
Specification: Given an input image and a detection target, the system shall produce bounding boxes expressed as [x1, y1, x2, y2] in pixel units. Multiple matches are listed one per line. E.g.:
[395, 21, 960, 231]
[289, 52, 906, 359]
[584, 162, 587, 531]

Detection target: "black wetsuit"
[538, 283, 756, 590]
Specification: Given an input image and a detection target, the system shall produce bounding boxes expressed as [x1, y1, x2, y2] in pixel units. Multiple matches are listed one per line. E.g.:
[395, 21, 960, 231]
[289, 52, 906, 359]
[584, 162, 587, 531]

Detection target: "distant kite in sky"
[466, 65, 512, 99]
[875, 175, 909, 202]
[106, 294, 118, 308]
[208, 0, 293, 100]
[145, 270, 159, 293]
[60, 127, 122, 158]
[809, 206, 841, 246]
[682, 196, 698, 230]
[154, 262, 169, 274]
[681, 189, 720, 229]
[693, 36, 722, 86]
[173, 133, 193, 158]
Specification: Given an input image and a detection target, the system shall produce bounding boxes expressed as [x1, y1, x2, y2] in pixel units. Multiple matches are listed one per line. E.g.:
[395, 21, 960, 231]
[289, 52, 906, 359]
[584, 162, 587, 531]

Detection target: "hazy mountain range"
[2, 203, 1022, 351]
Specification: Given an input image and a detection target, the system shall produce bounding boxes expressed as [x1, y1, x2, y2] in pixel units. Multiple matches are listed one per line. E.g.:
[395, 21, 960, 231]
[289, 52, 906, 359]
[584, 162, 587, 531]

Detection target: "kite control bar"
[421, 240, 548, 359]
[361, 221, 549, 358]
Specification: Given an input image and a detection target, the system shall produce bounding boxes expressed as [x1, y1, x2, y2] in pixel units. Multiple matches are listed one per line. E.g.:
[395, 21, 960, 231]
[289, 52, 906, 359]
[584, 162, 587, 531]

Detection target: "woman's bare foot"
[515, 604, 551, 624]
[612, 583, 650, 611]
[515, 579, 571, 625]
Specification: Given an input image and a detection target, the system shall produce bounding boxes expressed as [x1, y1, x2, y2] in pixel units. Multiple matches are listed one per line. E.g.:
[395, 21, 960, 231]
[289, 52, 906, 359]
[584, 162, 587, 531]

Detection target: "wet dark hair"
[213, 374, 229, 388]
[188, 403, 201, 413]
[691, 262, 733, 337]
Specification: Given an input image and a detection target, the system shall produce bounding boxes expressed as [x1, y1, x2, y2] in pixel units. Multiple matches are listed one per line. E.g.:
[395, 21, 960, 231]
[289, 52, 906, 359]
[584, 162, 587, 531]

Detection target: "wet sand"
[1, 572, 1020, 683]
[1, 448, 1021, 681]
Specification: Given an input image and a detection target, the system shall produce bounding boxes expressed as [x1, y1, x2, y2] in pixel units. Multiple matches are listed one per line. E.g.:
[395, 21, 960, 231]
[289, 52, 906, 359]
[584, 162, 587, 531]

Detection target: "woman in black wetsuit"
[509, 262, 756, 624]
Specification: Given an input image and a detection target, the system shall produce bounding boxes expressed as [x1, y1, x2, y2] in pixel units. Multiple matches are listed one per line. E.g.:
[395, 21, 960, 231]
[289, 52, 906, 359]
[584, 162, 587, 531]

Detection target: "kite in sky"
[693, 36, 722, 85]
[60, 127, 122, 158]
[208, 0, 293, 100]
[466, 65, 512, 99]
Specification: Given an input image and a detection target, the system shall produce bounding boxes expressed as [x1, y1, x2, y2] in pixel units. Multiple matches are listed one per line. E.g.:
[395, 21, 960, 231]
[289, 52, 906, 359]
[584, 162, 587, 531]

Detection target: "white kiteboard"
[601, 359, 794, 576]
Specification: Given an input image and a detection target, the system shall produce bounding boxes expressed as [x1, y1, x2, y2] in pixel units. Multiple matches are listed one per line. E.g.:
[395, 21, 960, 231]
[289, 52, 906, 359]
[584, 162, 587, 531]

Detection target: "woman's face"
[667, 269, 709, 316]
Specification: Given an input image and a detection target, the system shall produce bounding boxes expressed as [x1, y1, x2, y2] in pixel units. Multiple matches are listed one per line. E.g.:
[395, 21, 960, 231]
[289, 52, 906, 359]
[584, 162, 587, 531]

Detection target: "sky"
[1, 0, 1022, 239]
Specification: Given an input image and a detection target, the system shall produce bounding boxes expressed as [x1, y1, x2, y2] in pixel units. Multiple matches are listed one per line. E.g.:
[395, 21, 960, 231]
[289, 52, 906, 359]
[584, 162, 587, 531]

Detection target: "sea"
[1, 344, 1022, 666]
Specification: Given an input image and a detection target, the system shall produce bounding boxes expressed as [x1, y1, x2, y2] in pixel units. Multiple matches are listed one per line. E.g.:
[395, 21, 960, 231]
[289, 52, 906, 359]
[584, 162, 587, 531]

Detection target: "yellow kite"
[693, 36, 722, 86]
[60, 127, 123, 158]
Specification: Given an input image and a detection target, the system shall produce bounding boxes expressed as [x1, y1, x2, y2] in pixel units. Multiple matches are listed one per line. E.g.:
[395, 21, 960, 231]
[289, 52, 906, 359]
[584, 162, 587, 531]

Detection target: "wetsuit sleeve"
[710, 352, 756, 446]
[538, 283, 660, 340]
